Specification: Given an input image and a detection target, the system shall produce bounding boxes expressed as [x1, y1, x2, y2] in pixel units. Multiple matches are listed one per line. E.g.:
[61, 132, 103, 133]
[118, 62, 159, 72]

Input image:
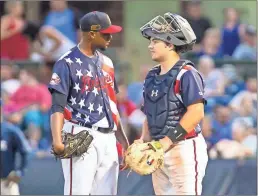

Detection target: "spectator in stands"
[232, 118, 257, 157]
[222, 64, 245, 97]
[202, 105, 233, 148]
[220, 8, 242, 57]
[0, 1, 30, 60]
[1, 62, 21, 96]
[198, 55, 225, 98]
[233, 93, 257, 127]
[232, 25, 257, 60]
[117, 83, 145, 143]
[30, 24, 75, 64]
[229, 76, 257, 117]
[1, 100, 31, 195]
[43, 0, 82, 44]
[183, 0, 212, 52]
[127, 64, 150, 107]
[3, 67, 52, 151]
[117, 84, 137, 120]
[1, 90, 10, 108]
[196, 28, 223, 59]
[209, 117, 256, 159]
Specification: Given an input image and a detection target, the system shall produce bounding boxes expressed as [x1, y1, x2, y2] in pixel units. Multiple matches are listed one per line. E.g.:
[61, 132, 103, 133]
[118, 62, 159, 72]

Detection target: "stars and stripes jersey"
[48, 46, 119, 130]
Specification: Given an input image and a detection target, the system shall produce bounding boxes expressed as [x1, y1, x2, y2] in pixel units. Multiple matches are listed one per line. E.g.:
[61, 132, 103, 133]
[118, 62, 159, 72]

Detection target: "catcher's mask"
[140, 12, 196, 52]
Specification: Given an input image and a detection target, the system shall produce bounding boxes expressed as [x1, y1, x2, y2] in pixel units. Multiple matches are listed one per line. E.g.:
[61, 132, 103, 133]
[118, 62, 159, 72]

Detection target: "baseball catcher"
[51, 130, 93, 159]
[136, 12, 208, 195]
[125, 140, 164, 175]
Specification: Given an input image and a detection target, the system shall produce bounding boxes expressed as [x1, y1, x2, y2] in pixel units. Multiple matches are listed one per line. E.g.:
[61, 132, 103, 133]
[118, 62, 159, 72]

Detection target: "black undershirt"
[50, 90, 68, 114]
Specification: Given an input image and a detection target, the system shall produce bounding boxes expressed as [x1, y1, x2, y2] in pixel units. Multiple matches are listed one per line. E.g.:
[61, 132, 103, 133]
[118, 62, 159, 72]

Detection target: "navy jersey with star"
[48, 46, 119, 129]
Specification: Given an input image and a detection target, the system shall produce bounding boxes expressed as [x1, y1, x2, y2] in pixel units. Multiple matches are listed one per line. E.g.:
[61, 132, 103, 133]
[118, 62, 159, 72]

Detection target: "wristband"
[167, 124, 188, 143]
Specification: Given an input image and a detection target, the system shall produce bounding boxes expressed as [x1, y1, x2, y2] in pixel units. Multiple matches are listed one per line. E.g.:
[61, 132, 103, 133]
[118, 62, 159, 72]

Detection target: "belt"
[69, 120, 113, 134]
[154, 133, 198, 142]
[181, 135, 197, 141]
[165, 133, 199, 153]
[179, 133, 198, 142]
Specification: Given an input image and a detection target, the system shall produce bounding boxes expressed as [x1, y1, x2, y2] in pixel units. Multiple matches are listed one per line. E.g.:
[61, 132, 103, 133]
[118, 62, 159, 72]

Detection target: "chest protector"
[143, 60, 195, 140]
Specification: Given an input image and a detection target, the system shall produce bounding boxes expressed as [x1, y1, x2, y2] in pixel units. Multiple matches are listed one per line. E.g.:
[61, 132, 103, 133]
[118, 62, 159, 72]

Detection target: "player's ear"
[89, 31, 96, 40]
[166, 43, 174, 50]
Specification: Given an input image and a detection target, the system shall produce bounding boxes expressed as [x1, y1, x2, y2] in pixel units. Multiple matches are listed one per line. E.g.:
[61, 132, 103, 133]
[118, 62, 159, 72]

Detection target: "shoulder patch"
[50, 73, 61, 85]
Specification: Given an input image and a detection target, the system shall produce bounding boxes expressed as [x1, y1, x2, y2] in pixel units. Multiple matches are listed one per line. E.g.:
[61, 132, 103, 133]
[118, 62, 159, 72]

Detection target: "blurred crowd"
[1, 0, 257, 161]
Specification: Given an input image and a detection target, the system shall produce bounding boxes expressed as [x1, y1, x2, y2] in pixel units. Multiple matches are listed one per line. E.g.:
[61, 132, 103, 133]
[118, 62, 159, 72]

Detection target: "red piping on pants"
[193, 140, 198, 195]
[70, 126, 74, 195]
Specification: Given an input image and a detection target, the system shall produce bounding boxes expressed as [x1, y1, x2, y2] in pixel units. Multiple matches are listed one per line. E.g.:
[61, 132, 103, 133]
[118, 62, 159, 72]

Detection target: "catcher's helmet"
[140, 12, 196, 52]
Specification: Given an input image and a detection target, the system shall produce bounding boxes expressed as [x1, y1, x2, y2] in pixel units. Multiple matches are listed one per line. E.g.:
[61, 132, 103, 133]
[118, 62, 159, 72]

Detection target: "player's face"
[92, 32, 112, 51]
[148, 38, 170, 62]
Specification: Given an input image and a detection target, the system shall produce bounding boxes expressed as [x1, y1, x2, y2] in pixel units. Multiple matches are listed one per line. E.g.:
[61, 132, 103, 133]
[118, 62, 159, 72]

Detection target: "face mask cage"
[140, 14, 182, 38]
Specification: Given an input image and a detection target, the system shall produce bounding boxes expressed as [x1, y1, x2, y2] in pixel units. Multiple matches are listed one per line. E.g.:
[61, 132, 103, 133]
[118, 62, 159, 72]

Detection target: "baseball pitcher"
[48, 11, 129, 195]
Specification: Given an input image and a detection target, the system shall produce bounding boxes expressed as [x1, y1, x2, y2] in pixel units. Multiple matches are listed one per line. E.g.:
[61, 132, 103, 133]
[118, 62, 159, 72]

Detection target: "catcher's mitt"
[52, 130, 93, 159]
[125, 141, 164, 175]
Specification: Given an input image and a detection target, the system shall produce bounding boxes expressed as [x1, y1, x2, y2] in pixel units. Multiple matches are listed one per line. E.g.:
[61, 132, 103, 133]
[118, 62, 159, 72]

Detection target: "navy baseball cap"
[80, 11, 122, 34]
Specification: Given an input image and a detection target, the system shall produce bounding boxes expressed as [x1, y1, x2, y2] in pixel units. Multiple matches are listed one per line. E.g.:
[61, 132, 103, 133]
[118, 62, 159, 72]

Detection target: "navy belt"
[69, 120, 113, 133]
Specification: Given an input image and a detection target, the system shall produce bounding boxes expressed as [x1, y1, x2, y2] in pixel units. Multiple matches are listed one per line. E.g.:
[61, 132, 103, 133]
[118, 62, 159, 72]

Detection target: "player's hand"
[159, 136, 173, 152]
[5, 171, 21, 187]
[52, 143, 65, 155]
[119, 140, 130, 171]
[134, 138, 144, 144]
[119, 148, 129, 171]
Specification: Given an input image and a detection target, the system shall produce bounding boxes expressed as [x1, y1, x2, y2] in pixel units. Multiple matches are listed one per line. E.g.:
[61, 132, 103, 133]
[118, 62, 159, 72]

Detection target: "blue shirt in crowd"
[44, 8, 81, 43]
[207, 119, 233, 146]
[220, 23, 241, 56]
[232, 44, 256, 60]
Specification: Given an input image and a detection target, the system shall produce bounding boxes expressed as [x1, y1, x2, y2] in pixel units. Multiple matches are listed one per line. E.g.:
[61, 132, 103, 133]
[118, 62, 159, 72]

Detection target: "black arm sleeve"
[51, 90, 68, 114]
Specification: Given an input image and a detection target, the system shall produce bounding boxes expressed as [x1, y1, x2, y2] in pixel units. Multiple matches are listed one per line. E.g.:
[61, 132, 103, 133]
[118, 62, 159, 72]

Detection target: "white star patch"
[86, 70, 93, 77]
[84, 115, 90, 123]
[69, 96, 76, 105]
[78, 98, 85, 109]
[73, 83, 81, 93]
[92, 87, 99, 96]
[65, 58, 73, 65]
[75, 57, 83, 66]
[88, 103, 94, 113]
[76, 69, 83, 79]
[76, 112, 82, 119]
[97, 104, 103, 115]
